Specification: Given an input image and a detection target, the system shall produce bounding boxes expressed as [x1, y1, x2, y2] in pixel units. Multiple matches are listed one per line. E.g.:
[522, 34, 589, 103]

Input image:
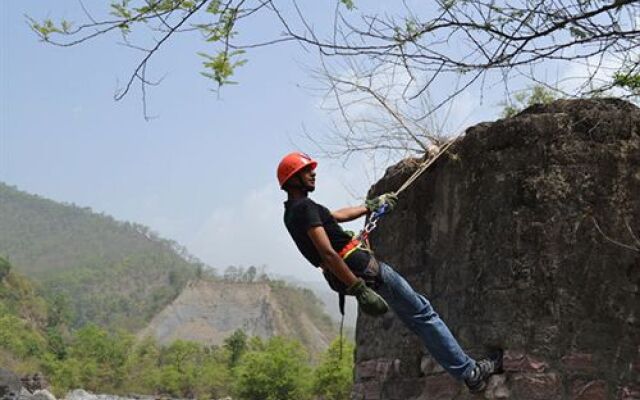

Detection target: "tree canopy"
[30, 1, 640, 96]
[29, 1, 640, 155]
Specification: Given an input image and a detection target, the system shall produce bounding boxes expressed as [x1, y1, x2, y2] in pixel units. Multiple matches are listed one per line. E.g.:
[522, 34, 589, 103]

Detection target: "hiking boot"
[464, 349, 504, 393]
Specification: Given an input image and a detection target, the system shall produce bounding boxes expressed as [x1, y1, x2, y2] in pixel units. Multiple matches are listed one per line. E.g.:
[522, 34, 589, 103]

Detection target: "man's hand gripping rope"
[348, 139, 458, 317]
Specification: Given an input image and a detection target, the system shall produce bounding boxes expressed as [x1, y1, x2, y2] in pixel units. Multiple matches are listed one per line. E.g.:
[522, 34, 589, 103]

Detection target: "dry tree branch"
[30, 0, 640, 132]
[625, 218, 640, 249]
[592, 217, 640, 252]
[115, 0, 210, 101]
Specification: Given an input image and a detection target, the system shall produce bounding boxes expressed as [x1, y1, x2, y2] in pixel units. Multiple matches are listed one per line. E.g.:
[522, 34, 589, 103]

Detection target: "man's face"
[297, 165, 316, 192]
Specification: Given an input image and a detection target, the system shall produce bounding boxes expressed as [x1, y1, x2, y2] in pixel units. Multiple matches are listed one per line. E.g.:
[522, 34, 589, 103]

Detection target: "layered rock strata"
[139, 280, 335, 355]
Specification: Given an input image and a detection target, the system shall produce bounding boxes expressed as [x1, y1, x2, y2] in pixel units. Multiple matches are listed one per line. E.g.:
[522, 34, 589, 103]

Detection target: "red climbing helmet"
[277, 152, 318, 188]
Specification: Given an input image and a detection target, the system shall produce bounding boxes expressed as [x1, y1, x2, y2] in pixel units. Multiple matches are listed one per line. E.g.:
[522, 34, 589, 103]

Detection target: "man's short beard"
[283, 177, 314, 193]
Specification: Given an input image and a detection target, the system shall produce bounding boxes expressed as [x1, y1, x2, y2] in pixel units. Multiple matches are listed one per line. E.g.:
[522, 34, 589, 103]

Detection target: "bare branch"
[115, 0, 210, 101]
[592, 217, 639, 252]
[31, 0, 640, 128]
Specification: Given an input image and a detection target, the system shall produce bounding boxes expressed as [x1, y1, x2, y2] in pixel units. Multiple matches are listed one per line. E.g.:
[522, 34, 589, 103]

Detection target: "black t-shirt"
[284, 197, 371, 274]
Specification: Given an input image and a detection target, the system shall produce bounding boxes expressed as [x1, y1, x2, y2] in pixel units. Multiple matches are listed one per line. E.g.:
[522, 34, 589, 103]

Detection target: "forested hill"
[0, 257, 57, 373]
[0, 182, 201, 331]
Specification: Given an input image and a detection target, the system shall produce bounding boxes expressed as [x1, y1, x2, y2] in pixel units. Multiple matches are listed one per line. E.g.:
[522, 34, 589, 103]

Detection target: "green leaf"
[569, 26, 587, 39]
[199, 49, 246, 86]
[60, 20, 72, 33]
[613, 71, 640, 91]
[340, 0, 355, 10]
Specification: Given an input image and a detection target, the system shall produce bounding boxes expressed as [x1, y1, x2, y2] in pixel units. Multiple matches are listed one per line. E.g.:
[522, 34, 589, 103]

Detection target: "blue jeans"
[375, 262, 476, 380]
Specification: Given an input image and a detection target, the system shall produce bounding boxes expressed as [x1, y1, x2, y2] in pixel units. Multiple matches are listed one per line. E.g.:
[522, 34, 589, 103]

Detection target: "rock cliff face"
[139, 280, 336, 355]
[353, 99, 640, 399]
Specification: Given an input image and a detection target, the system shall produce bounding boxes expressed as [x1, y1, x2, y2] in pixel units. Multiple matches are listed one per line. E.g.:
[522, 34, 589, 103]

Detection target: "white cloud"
[186, 163, 372, 283]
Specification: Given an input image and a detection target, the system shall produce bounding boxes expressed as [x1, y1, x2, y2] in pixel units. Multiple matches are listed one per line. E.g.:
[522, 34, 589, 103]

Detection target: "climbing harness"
[335, 137, 460, 280]
[337, 237, 364, 259]
[334, 138, 459, 358]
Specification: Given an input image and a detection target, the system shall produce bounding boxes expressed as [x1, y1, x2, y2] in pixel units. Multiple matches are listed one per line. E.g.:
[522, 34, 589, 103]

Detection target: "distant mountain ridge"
[0, 183, 340, 352]
[140, 279, 338, 355]
[0, 182, 201, 275]
[0, 182, 201, 331]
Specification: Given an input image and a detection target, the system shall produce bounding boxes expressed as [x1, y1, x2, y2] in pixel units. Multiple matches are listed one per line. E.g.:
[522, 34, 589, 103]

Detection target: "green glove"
[346, 279, 389, 316]
[365, 192, 398, 213]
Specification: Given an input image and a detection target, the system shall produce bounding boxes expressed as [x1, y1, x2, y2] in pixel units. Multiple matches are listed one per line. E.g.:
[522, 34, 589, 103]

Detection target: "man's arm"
[307, 225, 389, 316]
[331, 206, 368, 223]
[307, 226, 359, 286]
[331, 192, 398, 222]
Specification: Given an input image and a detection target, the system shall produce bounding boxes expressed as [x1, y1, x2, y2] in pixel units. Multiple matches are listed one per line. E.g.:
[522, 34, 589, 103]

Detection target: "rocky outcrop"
[353, 99, 640, 399]
[139, 280, 336, 354]
[63, 389, 230, 400]
[0, 369, 21, 400]
[3, 387, 229, 400]
[21, 373, 48, 394]
[64, 389, 189, 400]
[0, 369, 55, 400]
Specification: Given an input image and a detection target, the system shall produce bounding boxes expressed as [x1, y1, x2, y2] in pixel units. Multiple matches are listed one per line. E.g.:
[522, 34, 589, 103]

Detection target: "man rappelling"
[278, 151, 504, 393]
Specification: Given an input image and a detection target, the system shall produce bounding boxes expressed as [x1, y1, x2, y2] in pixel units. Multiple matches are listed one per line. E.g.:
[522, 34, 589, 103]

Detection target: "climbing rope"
[358, 137, 460, 242]
[394, 138, 459, 196]
[337, 137, 460, 359]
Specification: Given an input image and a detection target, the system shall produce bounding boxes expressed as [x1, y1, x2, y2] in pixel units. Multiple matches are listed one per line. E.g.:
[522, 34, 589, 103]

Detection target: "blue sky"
[1, 1, 512, 282]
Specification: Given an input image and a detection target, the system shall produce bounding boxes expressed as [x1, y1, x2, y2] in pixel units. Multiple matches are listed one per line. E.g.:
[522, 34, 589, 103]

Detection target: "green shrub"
[233, 336, 313, 400]
[0, 312, 47, 358]
[312, 337, 355, 400]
